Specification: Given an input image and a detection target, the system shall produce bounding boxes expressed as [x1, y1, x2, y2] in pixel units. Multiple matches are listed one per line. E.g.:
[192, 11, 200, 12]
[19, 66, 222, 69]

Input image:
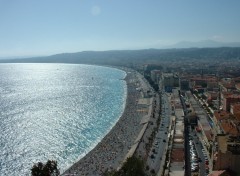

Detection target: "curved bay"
[0, 63, 126, 176]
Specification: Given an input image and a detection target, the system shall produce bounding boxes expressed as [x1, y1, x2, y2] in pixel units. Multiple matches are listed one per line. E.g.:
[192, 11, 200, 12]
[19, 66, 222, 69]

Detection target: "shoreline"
[62, 68, 144, 175]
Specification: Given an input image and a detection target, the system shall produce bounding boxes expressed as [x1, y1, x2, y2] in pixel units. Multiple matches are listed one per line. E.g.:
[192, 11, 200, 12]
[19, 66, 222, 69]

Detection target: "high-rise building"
[161, 73, 179, 92]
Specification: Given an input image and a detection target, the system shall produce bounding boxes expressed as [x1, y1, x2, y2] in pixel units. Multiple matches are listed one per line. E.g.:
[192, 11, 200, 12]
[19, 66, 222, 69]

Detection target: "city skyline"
[1, 0, 240, 57]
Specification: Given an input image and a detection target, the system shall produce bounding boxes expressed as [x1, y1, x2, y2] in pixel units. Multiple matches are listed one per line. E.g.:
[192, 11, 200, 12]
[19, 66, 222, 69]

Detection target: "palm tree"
[31, 160, 60, 176]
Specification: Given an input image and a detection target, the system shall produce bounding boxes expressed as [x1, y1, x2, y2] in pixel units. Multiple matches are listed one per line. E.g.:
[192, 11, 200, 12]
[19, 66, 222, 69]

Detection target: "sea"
[0, 63, 127, 176]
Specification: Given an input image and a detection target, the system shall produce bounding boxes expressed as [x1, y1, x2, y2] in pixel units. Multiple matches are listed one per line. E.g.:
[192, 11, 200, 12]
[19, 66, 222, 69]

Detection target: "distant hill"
[1, 47, 240, 66]
[164, 40, 240, 49]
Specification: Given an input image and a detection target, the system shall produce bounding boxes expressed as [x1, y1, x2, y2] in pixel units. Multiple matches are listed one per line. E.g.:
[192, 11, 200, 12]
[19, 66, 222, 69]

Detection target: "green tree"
[31, 160, 60, 176]
[103, 155, 145, 176]
[118, 156, 145, 176]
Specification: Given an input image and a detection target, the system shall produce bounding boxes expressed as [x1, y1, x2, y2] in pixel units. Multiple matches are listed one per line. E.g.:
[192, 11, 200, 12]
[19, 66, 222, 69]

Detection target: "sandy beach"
[62, 69, 146, 175]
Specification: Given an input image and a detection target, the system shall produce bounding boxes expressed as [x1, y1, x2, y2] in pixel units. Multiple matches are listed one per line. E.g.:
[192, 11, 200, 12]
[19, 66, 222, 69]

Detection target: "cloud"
[91, 5, 101, 16]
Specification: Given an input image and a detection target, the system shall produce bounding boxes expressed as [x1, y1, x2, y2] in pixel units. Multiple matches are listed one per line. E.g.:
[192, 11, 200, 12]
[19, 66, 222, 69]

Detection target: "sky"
[0, 0, 240, 57]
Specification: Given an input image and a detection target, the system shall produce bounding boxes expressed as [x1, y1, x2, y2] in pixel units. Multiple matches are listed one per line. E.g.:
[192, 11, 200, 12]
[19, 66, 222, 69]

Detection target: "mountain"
[164, 40, 240, 49]
[0, 47, 240, 66]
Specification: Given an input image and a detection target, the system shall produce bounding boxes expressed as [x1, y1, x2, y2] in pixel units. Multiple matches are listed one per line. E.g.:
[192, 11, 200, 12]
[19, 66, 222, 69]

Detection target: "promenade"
[62, 69, 151, 175]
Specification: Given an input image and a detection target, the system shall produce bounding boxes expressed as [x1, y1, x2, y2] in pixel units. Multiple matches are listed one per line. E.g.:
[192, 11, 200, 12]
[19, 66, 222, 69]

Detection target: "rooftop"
[221, 121, 240, 136]
[231, 103, 240, 113]
[208, 170, 229, 176]
[218, 135, 240, 154]
[218, 135, 228, 153]
[171, 148, 185, 162]
[214, 111, 230, 121]
[223, 94, 240, 99]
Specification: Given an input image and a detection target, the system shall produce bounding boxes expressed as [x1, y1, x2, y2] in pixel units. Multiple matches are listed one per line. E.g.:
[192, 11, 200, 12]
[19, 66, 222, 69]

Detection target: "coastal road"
[147, 92, 171, 174]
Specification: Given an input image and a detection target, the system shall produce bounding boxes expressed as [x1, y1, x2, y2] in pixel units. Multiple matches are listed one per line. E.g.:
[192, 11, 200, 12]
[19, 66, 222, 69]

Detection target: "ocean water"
[0, 63, 126, 176]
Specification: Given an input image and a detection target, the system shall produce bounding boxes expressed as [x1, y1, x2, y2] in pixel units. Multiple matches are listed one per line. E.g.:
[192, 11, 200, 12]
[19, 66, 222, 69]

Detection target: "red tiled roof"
[231, 103, 240, 113]
[214, 111, 230, 121]
[221, 121, 240, 136]
[223, 94, 240, 99]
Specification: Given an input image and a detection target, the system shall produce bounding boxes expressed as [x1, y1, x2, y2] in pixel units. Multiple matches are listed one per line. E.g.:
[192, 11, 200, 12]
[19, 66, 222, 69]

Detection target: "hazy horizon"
[1, 0, 240, 57]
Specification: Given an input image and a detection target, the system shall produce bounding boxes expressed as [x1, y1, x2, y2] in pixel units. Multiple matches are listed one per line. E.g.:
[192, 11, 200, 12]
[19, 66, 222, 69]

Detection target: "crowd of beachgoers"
[62, 71, 145, 175]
